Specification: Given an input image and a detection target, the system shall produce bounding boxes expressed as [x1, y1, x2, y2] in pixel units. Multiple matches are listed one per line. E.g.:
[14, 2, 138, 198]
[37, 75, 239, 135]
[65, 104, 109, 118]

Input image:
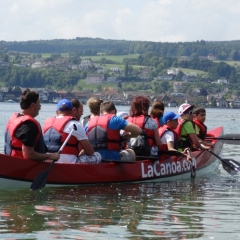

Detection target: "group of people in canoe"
[4, 88, 214, 163]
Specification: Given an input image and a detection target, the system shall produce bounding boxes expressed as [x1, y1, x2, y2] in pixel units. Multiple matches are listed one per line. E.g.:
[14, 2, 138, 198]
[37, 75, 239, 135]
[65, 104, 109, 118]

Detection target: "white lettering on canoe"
[141, 158, 195, 178]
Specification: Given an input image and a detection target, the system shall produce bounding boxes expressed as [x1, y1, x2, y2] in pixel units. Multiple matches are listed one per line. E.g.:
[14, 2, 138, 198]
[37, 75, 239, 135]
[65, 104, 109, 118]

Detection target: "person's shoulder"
[146, 117, 158, 129]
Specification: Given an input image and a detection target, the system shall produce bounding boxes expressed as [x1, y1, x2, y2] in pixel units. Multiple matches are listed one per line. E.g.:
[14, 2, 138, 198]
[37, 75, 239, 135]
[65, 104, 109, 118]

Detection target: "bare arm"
[123, 123, 142, 138]
[167, 141, 177, 151]
[22, 145, 59, 161]
[189, 133, 210, 150]
[78, 140, 94, 156]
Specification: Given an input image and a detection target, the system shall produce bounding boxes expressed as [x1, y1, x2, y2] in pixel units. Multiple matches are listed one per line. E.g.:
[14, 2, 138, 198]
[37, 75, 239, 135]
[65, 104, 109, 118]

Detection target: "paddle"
[208, 149, 240, 175]
[30, 124, 77, 190]
[205, 134, 240, 145]
[186, 150, 196, 179]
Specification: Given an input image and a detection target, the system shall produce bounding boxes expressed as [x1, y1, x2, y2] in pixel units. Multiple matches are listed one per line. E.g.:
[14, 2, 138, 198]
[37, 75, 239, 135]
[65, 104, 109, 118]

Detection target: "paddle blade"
[30, 170, 48, 190]
[221, 159, 240, 175]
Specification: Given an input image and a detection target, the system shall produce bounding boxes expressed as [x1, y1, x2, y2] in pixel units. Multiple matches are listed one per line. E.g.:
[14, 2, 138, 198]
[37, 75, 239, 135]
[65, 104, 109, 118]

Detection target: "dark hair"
[193, 107, 206, 115]
[71, 99, 82, 109]
[100, 101, 116, 114]
[150, 100, 165, 118]
[20, 88, 39, 109]
[129, 96, 150, 117]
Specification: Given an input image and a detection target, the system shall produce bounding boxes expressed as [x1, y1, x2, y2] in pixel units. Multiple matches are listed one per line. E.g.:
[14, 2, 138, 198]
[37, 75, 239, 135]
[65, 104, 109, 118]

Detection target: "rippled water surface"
[0, 103, 240, 239]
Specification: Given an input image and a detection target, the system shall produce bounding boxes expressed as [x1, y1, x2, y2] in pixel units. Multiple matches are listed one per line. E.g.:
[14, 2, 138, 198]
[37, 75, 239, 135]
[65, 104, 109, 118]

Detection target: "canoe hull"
[0, 126, 223, 189]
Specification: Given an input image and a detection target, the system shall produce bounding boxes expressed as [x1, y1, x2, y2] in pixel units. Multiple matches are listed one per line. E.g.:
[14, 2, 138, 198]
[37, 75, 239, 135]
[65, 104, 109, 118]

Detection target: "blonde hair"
[87, 97, 103, 115]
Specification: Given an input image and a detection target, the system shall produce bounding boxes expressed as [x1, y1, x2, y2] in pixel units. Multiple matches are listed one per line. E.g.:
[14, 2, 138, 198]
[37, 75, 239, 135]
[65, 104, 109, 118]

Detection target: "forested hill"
[1, 38, 240, 60]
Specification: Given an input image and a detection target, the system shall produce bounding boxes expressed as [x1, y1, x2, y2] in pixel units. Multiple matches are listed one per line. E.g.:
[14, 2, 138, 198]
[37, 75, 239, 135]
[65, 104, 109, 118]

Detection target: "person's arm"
[22, 145, 60, 161]
[188, 133, 210, 150]
[123, 123, 142, 138]
[78, 140, 94, 156]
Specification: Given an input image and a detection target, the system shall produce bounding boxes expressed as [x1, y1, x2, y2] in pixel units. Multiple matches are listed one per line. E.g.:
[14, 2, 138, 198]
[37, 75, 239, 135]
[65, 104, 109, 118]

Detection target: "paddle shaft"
[41, 126, 76, 173]
[205, 134, 240, 145]
[30, 124, 77, 190]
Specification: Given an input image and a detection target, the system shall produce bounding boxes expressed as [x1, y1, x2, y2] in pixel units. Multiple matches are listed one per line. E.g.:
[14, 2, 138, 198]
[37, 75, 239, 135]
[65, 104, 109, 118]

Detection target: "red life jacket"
[43, 116, 79, 155]
[4, 113, 43, 158]
[175, 119, 194, 149]
[159, 125, 179, 151]
[87, 114, 121, 151]
[127, 115, 155, 147]
[193, 120, 207, 140]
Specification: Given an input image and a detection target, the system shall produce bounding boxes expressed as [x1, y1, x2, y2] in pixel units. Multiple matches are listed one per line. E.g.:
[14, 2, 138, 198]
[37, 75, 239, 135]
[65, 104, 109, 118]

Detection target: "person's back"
[4, 88, 59, 162]
[87, 101, 141, 161]
[127, 96, 162, 156]
[43, 99, 101, 163]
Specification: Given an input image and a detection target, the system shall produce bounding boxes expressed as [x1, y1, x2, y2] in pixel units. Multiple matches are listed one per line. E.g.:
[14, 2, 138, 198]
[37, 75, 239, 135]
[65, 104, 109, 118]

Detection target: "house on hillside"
[229, 97, 240, 108]
[86, 74, 104, 84]
[168, 99, 178, 107]
[216, 97, 228, 108]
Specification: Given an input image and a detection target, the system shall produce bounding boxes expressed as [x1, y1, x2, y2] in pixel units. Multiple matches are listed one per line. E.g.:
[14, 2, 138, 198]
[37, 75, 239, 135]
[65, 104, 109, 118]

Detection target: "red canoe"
[0, 126, 223, 189]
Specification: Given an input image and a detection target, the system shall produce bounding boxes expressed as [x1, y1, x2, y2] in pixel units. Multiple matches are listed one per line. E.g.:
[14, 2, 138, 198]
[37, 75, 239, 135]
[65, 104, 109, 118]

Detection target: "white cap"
[178, 103, 194, 115]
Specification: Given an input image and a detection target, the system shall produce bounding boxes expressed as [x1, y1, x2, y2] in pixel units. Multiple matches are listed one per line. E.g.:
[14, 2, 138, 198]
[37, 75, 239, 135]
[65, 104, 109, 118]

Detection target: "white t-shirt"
[57, 117, 88, 163]
[161, 130, 174, 144]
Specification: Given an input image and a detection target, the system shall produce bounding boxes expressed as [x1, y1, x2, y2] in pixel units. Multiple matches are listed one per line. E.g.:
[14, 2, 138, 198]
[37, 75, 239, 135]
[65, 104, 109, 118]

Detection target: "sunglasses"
[185, 111, 193, 115]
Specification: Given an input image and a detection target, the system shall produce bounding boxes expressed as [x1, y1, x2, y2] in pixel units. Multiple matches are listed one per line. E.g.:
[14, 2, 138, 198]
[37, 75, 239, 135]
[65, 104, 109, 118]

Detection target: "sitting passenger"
[43, 99, 101, 163]
[4, 88, 60, 162]
[150, 100, 165, 128]
[193, 107, 214, 148]
[159, 112, 180, 151]
[87, 101, 142, 162]
[82, 97, 103, 129]
[176, 103, 211, 152]
[127, 96, 162, 156]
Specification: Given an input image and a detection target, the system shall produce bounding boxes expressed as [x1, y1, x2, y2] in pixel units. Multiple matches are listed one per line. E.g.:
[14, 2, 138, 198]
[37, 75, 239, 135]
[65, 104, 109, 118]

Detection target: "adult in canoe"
[43, 99, 101, 164]
[4, 88, 60, 162]
[82, 97, 103, 129]
[71, 98, 83, 121]
[127, 96, 162, 157]
[87, 101, 142, 162]
[150, 100, 165, 128]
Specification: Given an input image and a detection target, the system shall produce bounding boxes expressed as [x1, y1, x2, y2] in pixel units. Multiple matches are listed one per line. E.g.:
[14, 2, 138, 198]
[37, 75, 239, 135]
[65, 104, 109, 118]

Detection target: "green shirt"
[178, 121, 195, 152]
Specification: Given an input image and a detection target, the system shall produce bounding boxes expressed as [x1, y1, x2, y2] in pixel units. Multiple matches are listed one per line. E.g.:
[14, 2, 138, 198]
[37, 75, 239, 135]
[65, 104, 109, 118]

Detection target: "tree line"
[1, 38, 240, 60]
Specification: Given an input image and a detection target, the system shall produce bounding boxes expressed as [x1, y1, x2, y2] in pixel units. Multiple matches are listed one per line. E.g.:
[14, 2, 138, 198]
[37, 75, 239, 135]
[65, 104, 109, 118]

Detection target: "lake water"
[0, 102, 240, 239]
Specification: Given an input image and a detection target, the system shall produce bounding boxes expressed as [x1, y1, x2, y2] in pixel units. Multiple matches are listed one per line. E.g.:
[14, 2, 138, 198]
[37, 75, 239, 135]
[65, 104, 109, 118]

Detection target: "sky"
[1, 0, 240, 43]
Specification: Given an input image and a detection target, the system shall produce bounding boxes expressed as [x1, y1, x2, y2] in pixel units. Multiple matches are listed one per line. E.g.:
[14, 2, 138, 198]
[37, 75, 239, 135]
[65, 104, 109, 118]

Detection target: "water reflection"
[0, 180, 211, 239]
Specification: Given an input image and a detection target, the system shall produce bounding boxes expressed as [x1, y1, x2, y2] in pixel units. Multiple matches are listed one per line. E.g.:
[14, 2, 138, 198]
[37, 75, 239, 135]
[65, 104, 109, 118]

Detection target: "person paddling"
[193, 107, 214, 148]
[4, 88, 60, 162]
[175, 103, 211, 151]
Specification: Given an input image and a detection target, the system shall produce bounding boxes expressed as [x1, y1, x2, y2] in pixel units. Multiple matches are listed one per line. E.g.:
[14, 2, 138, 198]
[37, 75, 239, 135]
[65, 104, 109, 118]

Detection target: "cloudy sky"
[1, 0, 240, 43]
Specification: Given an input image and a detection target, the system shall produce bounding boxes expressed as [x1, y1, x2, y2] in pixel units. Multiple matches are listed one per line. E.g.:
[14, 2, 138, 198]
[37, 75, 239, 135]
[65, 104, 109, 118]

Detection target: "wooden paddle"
[208, 149, 240, 175]
[30, 124, 77, 190]
[205, 134, 240, 145]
